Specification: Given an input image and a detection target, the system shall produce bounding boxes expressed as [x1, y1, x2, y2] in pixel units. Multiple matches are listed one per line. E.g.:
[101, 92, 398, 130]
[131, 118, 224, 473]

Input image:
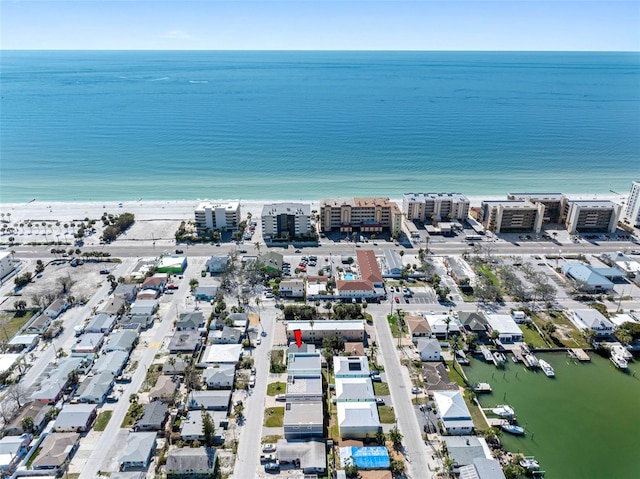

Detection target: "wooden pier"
[569, 348, 590, 361]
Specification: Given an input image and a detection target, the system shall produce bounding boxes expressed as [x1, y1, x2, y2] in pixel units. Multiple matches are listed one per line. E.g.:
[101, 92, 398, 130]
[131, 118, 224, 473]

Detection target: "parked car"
[264, 462, 280, 473]
[115, 375, 132, 383]
[175, 249, 183, 254]
[375, 397, 385, 405]
[395, 296, 400, 303]
[275, 394, 286, 402]
[249, 375, 256, 387]
[370, 374, 382, 382]
[106, 395, 118, 403]
[260, 454, 277, 464]
[411, 386, 422, 394]
[100, 269, 110, 275]
[262, 443, 276, 453]
[239, 249, 248, 253]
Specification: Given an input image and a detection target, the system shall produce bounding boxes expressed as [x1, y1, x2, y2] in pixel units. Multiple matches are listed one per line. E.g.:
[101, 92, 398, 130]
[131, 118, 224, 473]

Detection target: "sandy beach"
[0, 193, 626, 226]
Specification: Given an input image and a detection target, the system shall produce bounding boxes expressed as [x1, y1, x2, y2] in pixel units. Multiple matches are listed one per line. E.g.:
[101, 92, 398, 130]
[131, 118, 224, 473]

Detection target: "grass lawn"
[266, 382, 286, 396]
[446, 361, 468, 388]
[411, 397, 430, 405]
[373, 381, 390, 396]
[25, 445, 42, 468]
[534, 312, 590, 348]
[0, 311, 35, 340]
[477, 265, 501, 290]
[519, 324, 548, 349]
[387, 315, 405, 338]
[377, 405, 396, 423]
[263, 407, 285, 427]
[464, 390, 489, 430]
[121, 402, 144, 428]
[261, 434, 282, 444]
[94, 410, 112, 431]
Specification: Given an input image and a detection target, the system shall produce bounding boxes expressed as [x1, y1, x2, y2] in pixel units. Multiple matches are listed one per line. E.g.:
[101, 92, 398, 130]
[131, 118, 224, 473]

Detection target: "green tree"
[21, 416, 35, 433]
[13, 300, 27, 311]
[388, 425, 403, 450]
[189, 278, 199, 291]
[202, 410, 216, 446]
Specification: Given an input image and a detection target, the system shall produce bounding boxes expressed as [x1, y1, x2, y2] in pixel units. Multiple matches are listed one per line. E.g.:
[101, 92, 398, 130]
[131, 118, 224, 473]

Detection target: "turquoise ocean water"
[1, 51, 639, 202]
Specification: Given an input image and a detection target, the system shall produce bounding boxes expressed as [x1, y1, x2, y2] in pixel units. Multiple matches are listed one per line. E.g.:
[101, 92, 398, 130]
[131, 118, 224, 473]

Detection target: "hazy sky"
[2, 1, 639, 51]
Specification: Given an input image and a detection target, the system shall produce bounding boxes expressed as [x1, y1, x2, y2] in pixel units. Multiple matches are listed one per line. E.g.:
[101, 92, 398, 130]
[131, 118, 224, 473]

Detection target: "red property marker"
[294, 329, 302, 348]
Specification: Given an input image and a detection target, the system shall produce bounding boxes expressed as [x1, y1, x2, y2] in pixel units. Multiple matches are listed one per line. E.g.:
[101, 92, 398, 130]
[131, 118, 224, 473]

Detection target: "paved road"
[369, 304, 433, 479]
[231, 300, 278, 479]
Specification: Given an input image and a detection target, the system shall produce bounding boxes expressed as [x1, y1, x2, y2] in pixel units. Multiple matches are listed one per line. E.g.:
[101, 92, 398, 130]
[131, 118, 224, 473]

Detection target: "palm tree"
[253, 241, 261, 255]
[444, 316, 452, 341]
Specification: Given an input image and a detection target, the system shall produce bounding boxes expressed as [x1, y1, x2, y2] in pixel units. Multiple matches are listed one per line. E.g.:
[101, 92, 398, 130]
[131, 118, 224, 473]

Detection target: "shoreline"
[0, 193, 626, 225]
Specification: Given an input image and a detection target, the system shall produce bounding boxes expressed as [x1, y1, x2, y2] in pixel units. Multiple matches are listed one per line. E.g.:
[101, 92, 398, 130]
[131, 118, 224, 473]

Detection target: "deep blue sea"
[1, 51, 639, 202]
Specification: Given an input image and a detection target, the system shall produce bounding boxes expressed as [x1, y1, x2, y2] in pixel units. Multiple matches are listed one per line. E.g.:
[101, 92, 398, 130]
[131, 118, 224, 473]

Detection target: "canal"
[463, 352, 640, 478]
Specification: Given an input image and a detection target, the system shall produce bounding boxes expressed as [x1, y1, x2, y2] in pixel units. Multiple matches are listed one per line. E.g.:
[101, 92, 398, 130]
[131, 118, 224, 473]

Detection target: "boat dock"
[569, 348, 591, 361]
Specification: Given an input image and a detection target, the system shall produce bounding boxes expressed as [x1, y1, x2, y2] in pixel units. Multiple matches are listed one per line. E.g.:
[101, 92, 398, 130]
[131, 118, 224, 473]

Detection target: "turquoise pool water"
[343, 274, 355, 280]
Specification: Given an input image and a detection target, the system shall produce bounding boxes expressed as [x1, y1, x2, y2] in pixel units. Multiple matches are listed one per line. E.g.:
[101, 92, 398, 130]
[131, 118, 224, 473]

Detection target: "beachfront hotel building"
[507, 193, 567, 223]
[0, 252, 15, 281]
[478, 200, 544, 233]
[261, 203, 312, 240]
[194, 201, 241, 233]
[402, 193, 470, 223]
[623, 181, 640, 227]
[319, 197, 402, 234]
[564, 200, 621, 234]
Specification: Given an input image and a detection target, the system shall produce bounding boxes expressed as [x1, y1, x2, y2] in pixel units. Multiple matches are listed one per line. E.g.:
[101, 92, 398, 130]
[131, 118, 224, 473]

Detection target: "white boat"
[611, 343, 633, 361]
[523, 354, 539, 368]
[610, 351, 629, 369]
[501, 423, 525, 435]
[474, 382, 492, 393]
[538, 359, 555, 377]
[492, 405, 515, 417]
[493, 352, 506, 367]
[480, 346, 494, 362]
[520, 457, 540, 470]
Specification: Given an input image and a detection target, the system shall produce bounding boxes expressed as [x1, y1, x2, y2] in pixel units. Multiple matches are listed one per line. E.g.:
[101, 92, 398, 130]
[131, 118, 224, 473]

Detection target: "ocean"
[1, 51, 639, 202]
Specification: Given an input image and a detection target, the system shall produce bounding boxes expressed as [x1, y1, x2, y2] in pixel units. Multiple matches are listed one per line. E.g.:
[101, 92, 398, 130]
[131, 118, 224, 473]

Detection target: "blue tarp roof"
[339, 446, 390, 469]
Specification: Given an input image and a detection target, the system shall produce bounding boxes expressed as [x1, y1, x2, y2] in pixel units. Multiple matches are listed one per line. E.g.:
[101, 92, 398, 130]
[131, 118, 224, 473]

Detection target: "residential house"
[120, 432, 157, 470]
[168, 331, 201, 354]
[44, 299, 68, 319]
[136, 289, 159, 300]
[208, 326, 243, 345]
[445, 257, 473, 286]
[180, 410, 227, 444]
[337, 401, 381, 438]
[339, 446, 390, 470]
[562, 263, 616, 292]
[76, 371, 114, 403]
[334, 356, 370, 379]
[259, 251, 284, 276]
[26, 314, 51, 334]
[336, 279, 378, 300]
[485, 314, 523, 343]
[194, 286, 219, 302]
[31, 432, 79, 471]
[7, 334, 39, 352]
[92, 350, 129, 377]
[334, 377, 375, 403]
[0, 434, 30, 472]
[31, 357, 84, 404]
[569, 309, 615, 337]
[202, 365, 236, 389]
[157, 256, 188, 274]
[163, 356, 187, 375]
[286, 376, 323, 403]
[149, 376, 179, 403]
[227, 312, 249, 330]
[135, 401, 169, 432]
[166, 447, 218, 478]
[343, 342, 365, 356]
[288, 351, 322, 377]
[276, 439, 326, 475]
[71, 333, 105, 356]
[124, 299, 158, 329]
[204, 255, 230, 275]
[286, 320, 366, 344]
[417, 338, 443, 361]
[458, 458, 507, 479]
[201, 344, 242, 366]
[176, 311, 205, 331]
[283, 401, 324, 440]
[457, 312, 490, 341]
[113, 284, 138, 303]
[433, 390, 474, 435]
[2, 401, 52, 436]
[104, 330, 139, 353]
[141, 274, 168, 292]
[53, 403, 97, 433]
[85, 313, 117, 334]
[280, 279, 305, 298]
[424, 312, 460, 339]
[443, 436, 492, 468]
[406, 315, 433, 343]
[100, 296, 127, 316]
[356, 249, 384, 287]
[187, 390, 232, 412]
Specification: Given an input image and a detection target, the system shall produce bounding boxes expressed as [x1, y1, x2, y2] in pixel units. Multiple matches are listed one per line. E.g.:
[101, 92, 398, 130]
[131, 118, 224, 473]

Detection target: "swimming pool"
[343, 273, 355, 280]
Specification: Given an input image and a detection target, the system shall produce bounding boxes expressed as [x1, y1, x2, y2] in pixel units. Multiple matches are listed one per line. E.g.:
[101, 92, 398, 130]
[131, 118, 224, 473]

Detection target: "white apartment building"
[261, 203, 312, 240]
[402, 193, 470, 222]
[564, 200, 621, 234]
[0, 252, 15, 281]
[194, 201, 241, 233]
[479, 200, 545, 233]
[507, 193, 566, 223]
[624, 181, 640, 227]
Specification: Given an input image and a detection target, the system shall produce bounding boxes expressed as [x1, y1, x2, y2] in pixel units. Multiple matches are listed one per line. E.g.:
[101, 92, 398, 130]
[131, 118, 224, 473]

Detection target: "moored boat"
[611, 343, 633, 361]
[610, 351, 628, 369]
[539, 359, 555, 377]
[519, 457, 540, 470]
[493, 352, 506, 367]
[473, 382, 492, 393]
[501, 423, 525, 435]
[492, 405, 515, 417]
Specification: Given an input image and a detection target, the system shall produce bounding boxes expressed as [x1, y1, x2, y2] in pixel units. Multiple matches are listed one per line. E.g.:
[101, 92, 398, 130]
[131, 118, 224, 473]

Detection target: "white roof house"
[288, 352, 322, 377]
[433, 390, 474, 435]
[485, 314, 523, 343]
[120, 432, 157, 470]
[77, 371, 114, 403]
[201, 344, 242, 365]
[334, 377, 375, 403]
[92, 350, 129, 376]
[286, 319, 366, 344]
[417, 338, 443, 361]
[569, 309, 615, 337]
[334, 356, 370, 378]
[424, 312, 461, 338]
[337, 402, 381, 439]
[202, 365, 236, 389]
